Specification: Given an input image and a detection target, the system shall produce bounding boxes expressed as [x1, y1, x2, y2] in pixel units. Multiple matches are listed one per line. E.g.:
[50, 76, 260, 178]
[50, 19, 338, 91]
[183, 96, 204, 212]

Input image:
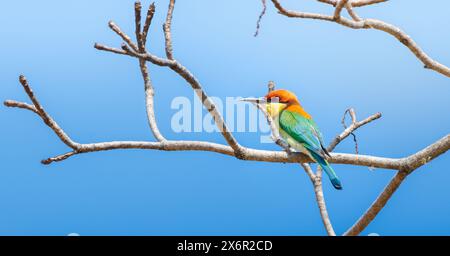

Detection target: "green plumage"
[279, 110, 342, 190]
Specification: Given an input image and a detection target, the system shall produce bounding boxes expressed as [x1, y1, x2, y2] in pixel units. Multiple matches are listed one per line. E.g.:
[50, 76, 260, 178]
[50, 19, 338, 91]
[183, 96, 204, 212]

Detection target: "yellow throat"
[266, 103, 288, 119]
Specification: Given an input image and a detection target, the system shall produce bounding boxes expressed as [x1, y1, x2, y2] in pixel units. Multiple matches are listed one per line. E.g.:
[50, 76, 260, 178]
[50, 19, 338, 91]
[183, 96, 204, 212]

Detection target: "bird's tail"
[310, 151, 342, 190]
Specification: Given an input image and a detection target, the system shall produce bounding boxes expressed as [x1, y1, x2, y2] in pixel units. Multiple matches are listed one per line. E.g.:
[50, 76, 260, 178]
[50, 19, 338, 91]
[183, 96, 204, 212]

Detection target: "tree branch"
[310, 106, 381, 236]
[270, 0, 450, 78]
[318, 0, 389, 8]
[334, 0, 349, 21]
[142, 2, 155, 46]
[163, 0, 175, 60]
[328, 109, 381, 152]
[8, 73, 440, 170]
[254, 0, 267, 37]
[312, 166, 336, 236]
[344, 171, 407, 236]
[135, 1, 166, 142]
[6, 76, 81, 150]
[342, 134, 450, 236]
[9, 83, 436, 168]
[345, 2, 362, 22]
[4, 1, 449, 237]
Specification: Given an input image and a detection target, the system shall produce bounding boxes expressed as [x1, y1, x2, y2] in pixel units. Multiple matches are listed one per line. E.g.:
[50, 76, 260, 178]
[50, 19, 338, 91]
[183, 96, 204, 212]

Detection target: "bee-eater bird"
[242, 89, 342, 190]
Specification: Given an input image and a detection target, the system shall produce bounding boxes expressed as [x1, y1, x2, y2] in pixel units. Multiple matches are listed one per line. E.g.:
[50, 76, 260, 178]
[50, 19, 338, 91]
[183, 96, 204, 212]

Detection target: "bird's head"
[265, 89, 300, 105]
[241, 89, 300, 117]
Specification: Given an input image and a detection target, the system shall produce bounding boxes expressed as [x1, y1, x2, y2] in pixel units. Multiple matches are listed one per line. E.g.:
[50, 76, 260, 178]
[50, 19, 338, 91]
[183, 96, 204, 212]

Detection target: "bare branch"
[6, 76, 447, 170]
[341, 108, 359, 154]
[344, 171, 407, 236]
[254, 0, 267, 37]
[108, 21, 139, 52]
[328, 110, 381, 152]
[345, 2, 362, 22]
[318, 0, 388, 7]
[300, 163, 336, 236]
[334, 0, 349, 20]
[309, 106, 381, 236]
[402, 134, 450, 172]
[142, 3, 156, 46]
[4, 100, 38, 114]
[317, 0, 338, 6]
[351, 0, 389, 7]
[343, 135, 449, 236]
[140, 62, 166, 142]
[272, 1, 336, 21]
[311, 165, 336, 236]
[268, 81, 275, 92]
[6, 76, 80, 150]
[94, 41, 167, 143]
[121, 43, 136, 55]
[270, 0, 450, 78]
[42, 151, 77, 165]
[134, 1, 166, 142]
[163, 0, 175, 60]
[94, 43, 129, 55]
[135, 1, 144, 51]
[96, 1, 245, 157]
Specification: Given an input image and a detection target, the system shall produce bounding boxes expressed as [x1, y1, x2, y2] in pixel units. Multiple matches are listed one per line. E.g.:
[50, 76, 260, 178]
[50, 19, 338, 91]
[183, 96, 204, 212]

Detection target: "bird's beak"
[240, 97, 266, 104]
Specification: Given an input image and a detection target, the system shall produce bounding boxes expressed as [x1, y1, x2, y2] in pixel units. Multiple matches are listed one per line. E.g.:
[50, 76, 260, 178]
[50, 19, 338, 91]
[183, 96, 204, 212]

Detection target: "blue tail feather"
[309, 151, 342, 190]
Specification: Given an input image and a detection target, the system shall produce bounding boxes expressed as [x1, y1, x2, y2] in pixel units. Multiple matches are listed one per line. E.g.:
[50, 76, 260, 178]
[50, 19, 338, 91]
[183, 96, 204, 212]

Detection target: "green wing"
[279, 110, 328, 158]
[280, 110, 342, 190]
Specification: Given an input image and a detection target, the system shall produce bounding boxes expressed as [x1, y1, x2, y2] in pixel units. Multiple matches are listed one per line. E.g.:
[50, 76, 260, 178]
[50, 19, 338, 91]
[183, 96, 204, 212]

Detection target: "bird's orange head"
[264, 89, 300, 105]
[264, 89, 311, 119]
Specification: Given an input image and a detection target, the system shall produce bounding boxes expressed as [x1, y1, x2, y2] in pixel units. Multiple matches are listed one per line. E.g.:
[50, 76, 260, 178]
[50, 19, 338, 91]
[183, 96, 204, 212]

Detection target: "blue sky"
[0, 0, 449, 235]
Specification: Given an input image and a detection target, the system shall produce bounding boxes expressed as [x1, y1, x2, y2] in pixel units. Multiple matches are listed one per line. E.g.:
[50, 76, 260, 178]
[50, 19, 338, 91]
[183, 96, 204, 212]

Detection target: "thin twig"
[108, 21, 139, 52]
[133, 1, 166, 141]
[135, 1, 144, 51]
[334, 0, 349, 20]
[163, 0, 175, 60]
[351, 0, 389, 7]
[94, 43, 129, 55]
[142, 3, 156, 46]
[312, 165, 336, 236]
[5, 76, 447, 170]
[341, 108, 359, 154]
[4, 100, 38, 114]
[318, 0, 389, 7]
[270, 0, 450, 78]
[12, 76, 80, 150]
[98, 0, 245, 157]
[254, 0, 267, 37]
[328, 110, 381, 152]
[345, 2, 362, 22]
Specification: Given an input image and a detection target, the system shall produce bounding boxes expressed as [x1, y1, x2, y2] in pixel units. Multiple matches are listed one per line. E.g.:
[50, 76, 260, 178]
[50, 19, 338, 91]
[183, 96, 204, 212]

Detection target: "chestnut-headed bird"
[242, 89, 342, 190]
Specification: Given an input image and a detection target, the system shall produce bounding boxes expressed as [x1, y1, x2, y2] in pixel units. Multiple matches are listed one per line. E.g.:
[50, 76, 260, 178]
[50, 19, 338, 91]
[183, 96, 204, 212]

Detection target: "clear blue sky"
[0, 0, 449, 235]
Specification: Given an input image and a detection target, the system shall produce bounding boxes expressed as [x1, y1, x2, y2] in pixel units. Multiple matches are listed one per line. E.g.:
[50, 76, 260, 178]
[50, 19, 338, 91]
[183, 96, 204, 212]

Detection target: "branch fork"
[269, 0, 450, 77]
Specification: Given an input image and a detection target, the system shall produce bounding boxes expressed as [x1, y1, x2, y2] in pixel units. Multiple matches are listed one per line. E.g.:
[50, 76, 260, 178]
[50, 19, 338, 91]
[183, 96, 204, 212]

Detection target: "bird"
[242, 89, 342, 190]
